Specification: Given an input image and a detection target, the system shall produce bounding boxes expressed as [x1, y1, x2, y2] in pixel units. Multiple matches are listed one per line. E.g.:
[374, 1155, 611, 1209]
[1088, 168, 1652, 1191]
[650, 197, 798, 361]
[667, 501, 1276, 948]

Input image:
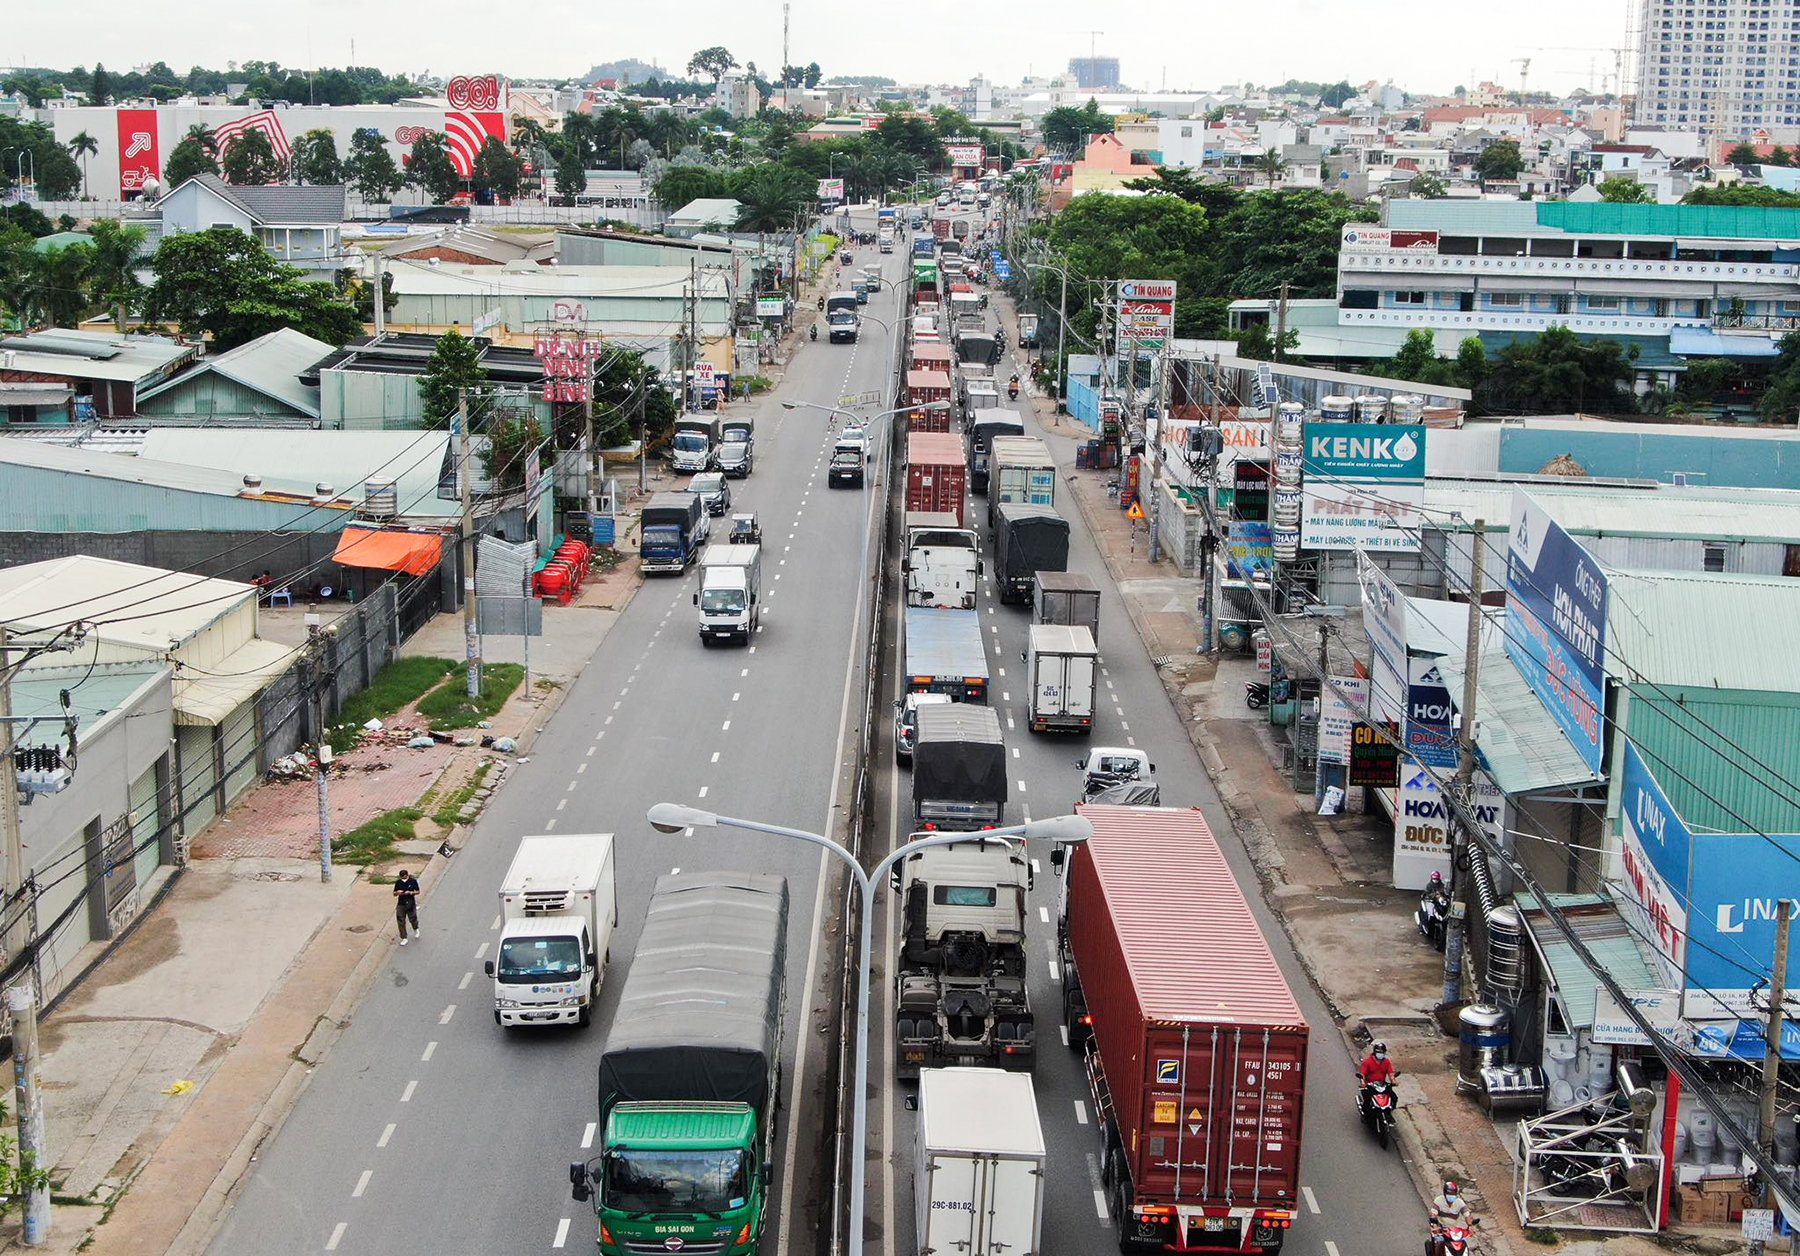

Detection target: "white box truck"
[486, 834, 617, 1029]
[695, 543, 761, 644]
[1024, 623, 1098, 734]
[915, 1068, 1046, 1256]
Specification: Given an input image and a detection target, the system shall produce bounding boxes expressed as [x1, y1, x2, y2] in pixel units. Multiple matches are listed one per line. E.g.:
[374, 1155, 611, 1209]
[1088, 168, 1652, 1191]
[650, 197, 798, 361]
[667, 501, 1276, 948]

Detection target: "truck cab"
[672, 417, 720, 474]
[487, 834, 616, 1029]
[585, 1105, 763, 1256]
[695, 543, 761, 644]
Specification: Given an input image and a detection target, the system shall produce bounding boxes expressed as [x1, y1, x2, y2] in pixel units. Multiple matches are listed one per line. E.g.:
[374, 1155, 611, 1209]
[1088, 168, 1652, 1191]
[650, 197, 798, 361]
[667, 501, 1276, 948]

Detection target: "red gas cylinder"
[545, 558, 581, 597]
[534, 564, 570, 603]
[556, 539, 590, 568]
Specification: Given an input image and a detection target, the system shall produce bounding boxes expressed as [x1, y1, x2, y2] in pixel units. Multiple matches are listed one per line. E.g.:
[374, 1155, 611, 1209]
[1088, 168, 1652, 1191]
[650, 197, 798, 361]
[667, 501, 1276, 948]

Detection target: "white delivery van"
[1024, 623, 1098, 733]
[916, 1068, 1046, 1256]
[695, 543, 761, 643]
[487, 834, 617, 1028]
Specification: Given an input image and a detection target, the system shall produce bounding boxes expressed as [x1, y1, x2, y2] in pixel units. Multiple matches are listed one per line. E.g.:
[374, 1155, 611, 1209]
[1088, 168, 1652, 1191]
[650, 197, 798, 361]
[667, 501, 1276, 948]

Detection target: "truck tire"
[578, 1002, 592, 1029]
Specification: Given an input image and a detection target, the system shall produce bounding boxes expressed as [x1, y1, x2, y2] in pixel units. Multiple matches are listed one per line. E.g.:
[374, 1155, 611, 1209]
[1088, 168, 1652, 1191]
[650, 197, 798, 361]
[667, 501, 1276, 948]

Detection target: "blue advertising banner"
[1618, 742, 1800, 1016]
[1225, 522, 1274, 576]
[1504, 490, 1607, 776]
[1688, 1018, 1800, 1061]
[1405, 656, 1457, 769]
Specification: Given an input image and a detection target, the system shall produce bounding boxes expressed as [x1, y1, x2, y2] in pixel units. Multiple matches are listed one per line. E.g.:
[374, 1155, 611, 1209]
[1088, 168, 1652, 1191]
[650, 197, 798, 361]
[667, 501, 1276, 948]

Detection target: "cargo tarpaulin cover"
[912, 704, 1007, 809]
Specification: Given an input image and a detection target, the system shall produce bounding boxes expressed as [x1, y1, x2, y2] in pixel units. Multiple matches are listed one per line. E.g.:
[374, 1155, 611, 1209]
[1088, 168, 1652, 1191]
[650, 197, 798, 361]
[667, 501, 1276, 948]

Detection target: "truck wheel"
[578, 1003, 592, 1029]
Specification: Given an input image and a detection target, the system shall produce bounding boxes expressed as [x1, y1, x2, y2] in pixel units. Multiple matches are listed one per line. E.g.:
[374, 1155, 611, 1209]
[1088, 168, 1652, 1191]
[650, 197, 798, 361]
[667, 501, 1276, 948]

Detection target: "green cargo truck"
[569, 872, 789, 1255]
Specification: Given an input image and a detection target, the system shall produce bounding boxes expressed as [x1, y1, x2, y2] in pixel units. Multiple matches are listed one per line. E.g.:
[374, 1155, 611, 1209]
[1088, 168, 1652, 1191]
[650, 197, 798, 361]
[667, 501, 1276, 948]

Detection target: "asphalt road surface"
[207, 213, 903, 1256]
[863, 272, 1430, 1256]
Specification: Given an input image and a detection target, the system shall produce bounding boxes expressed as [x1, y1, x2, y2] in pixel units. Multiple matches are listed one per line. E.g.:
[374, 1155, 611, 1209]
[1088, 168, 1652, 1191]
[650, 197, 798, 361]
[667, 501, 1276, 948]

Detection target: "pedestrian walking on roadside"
[394, 869, 421, 945]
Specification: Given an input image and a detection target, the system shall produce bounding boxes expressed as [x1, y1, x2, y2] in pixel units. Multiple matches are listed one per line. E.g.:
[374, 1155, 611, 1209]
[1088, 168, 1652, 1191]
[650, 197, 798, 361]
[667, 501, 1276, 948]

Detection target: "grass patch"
[740, 374, 773, 394]
[333, 807, 424, 865]
[330, 656, 458, 752]
[1523, 1229, 1559, 1246]
[416, 663, 525, 729]
[431, 761, 492, 829]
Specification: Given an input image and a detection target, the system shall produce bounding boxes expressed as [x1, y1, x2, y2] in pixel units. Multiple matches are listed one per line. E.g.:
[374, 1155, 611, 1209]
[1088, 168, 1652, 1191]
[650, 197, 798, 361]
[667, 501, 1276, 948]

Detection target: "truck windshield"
[701, 588, 746, 614]
[496, 936, 583, 982]
[642, 526, 681, 549]
[605, 1148, 747, 1215]
[673, 433, 706, 452]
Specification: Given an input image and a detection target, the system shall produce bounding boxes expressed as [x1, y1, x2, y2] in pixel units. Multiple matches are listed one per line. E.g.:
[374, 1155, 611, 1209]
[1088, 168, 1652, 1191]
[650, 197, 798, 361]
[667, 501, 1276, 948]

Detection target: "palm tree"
[86, 220, 147, 331]
[66, 131, 98, 199]
[27, 243, 95, 329]
[733, 167, 807, 233]
[185, 123, 218, 156]
[1253, 147, 1287, 188]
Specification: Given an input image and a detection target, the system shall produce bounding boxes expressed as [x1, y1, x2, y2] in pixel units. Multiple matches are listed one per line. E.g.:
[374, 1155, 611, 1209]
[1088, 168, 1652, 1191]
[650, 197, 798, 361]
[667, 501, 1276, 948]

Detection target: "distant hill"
[584, 59, 670, 86]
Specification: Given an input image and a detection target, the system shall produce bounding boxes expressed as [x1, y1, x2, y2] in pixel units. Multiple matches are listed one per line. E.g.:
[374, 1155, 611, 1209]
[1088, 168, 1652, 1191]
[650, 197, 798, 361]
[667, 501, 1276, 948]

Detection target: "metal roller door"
[130, 764, 162, 889]
[220, 702, 259, 807]
[176, 725, 217, 833]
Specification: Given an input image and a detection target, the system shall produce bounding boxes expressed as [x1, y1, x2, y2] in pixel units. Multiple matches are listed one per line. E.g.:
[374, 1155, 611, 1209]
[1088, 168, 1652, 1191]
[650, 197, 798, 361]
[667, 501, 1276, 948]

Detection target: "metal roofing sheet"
[136, 327, 330, 417]
[0, 329, 193, 382]
[173, 635, 292, 726]
[1434, 646, 1601, 793]
[1075, 804, 1304, 1026]
[1605, 569, 1800, 691]
[0, 555, 247, 649]
[186, 175, 347, 226]
[1516, 893, 1665, 1030]
[1424, 478, 1800, 544]
[136, 430, 455, 519]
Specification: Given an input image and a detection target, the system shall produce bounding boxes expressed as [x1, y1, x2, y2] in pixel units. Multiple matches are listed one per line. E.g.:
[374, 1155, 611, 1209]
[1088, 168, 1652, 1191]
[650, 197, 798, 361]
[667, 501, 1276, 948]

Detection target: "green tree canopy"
[687, 46, 738, 83]
[1040, 100, 1114, 151]
[221, 128, 283, 185]
[288, 129, 342, 185]
[1471, 325, 1635, 416]
[653, 164, 730, 211]
[1320, 81, 1356, 108]
[144, 227, 360, 350]
[89, 63, 112, 105]
[161, 136, 219, 187]
[405, 132, 462, 203]
[1684, 183, 1800, 208]
[346, 127, 403, 202]
[1597, 176, 1652, 203]
[87, 219, 147, 331]
[470, 136, 522, 200]
[1473, 139, 1524, 185]
[553, 138, 587, 201]
[1725, 144, 1759, 166]
[593, 348, 677, 445]
[416, 330, 486, 429]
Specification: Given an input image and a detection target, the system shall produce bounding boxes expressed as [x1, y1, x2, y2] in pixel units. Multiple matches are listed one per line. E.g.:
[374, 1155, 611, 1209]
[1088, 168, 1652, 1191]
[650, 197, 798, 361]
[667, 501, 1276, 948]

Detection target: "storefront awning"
[1435, 645, 1603, 795]
[332, 526, 446, 576]
[1669, 326, 1783, 358]
[1516, 893, 1666, 1032]
[174, 636, 293, 726]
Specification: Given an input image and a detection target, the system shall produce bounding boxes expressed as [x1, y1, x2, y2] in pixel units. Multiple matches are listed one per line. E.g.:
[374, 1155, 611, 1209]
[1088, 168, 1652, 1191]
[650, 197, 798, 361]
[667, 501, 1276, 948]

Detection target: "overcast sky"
[4, 1, 1633, 99]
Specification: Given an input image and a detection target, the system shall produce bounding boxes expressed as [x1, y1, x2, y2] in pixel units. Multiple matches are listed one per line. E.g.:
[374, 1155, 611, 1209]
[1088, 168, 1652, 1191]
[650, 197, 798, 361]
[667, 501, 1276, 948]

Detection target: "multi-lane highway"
[207, 215, 905, 1256]
[207, 202, 1429, 1256]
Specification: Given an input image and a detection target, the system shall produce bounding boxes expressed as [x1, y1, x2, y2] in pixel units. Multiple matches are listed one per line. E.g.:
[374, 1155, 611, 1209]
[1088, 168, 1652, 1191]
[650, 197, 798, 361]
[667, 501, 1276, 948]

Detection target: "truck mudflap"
[1123, 1203, 1294, 1253]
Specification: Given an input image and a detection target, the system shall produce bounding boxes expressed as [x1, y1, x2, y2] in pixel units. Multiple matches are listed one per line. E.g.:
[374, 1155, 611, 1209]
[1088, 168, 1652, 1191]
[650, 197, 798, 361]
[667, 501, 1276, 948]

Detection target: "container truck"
[988, 436, 1056, 526]
[915, 1069, 1047, 1256]
[903, 607, 988, 703]
[720, 413, 754, 445]
[1024, 623, 1098, 733]
[639, 492, 706, 574]
[894, 825, 1032, 1078]
[903, 510, 981, 610]
[671, 416, 720, 474]
[1035, 571, 1101, 641]
[487, 834, 617, 1029]
[571, 872, 788, 1256]
[694, 543, 761, 644]
[910, 342, 954, 377]
[1058, 805, 1307, 1254]
[913, 235, 935, 259]
[968, 411, 1026, 495]
[907, 368, 954, 413]
[906, 432, 968, 526]
[908, 702, 1007, 831]
[992, 503, 1070, 604]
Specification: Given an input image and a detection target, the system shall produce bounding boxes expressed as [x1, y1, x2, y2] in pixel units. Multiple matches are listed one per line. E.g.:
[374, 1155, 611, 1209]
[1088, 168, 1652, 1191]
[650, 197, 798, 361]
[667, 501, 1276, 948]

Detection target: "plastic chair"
[268, 587, 293, 609]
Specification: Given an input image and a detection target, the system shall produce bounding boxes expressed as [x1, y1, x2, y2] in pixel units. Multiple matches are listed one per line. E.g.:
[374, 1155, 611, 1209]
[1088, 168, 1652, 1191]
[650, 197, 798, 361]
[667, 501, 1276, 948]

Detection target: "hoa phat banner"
[1394, 761, 1504, 890]
[1503, 490, 1607, 776]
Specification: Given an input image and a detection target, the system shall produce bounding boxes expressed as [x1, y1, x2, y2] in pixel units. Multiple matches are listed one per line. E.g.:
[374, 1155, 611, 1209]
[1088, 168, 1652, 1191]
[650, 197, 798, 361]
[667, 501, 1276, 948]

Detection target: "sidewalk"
[991, 294, 1540, 1255]
[0, 555, 644, 1255]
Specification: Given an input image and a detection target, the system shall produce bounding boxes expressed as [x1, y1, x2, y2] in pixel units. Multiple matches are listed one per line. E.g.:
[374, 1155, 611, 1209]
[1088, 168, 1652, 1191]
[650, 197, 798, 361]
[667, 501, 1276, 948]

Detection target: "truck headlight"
[561, 996, 583, 1007]
[497, 998, 520, 1009]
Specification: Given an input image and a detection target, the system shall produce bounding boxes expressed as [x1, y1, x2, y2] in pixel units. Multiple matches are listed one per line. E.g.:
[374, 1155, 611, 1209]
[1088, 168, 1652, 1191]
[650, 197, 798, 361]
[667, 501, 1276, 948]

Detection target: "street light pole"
[648, 803, 1093, 1255]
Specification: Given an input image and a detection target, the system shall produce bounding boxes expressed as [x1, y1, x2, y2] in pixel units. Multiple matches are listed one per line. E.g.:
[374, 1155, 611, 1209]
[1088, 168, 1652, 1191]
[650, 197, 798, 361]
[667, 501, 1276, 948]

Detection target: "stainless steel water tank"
[1458, 1003, 1510, 1094]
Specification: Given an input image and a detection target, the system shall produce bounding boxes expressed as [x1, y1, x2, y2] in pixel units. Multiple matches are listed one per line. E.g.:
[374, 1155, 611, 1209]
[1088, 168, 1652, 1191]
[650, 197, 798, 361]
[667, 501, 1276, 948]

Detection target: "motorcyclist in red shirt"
[1357, 1040, 1397, 1115]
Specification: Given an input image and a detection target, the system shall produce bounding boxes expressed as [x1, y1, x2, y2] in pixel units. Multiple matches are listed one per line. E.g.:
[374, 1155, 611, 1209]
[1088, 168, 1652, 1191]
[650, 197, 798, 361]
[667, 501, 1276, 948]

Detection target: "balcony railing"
[1339, 251, 1800, 283]
[1714, 311, 1800, 332]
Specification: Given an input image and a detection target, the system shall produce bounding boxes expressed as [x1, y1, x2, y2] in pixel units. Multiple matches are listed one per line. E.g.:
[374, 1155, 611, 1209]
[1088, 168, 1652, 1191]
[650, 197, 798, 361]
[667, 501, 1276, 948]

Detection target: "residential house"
[153, 174, 348, 281]
[0, 329, 196, 418]
[134, 327, 330, 422]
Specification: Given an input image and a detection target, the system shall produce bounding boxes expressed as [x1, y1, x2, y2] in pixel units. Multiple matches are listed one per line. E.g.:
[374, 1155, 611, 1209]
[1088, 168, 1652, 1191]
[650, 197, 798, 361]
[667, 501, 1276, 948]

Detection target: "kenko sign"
[445, 75, 504, 110]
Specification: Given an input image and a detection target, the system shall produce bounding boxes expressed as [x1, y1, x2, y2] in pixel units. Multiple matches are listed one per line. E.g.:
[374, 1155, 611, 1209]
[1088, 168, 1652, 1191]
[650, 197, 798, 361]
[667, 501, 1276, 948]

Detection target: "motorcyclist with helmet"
[1427, 1179, 1477, 1255]
[1357, 1040, 1397, 1116]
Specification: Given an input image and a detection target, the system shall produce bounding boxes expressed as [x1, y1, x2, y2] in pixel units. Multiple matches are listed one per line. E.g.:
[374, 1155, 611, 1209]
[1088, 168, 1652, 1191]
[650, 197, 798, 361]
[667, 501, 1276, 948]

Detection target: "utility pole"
[583, 348, 598, 526]
[636, 363, 648, 496]
[457, 390, 480, 700]
[1274, 280, 1291, 364]
[1147, 343, 1167, 563]
[308, 623, 332, 884]
[1759, 900, 1794, 1153]
[372, 254, 387, 338]
[1444, 519, 1486, 1006]
[0, 626, 48, 1246]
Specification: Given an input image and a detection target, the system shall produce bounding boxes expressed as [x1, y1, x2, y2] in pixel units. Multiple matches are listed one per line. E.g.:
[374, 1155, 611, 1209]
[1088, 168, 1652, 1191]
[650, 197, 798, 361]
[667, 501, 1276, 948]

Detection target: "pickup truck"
[828, 447, 865, 487]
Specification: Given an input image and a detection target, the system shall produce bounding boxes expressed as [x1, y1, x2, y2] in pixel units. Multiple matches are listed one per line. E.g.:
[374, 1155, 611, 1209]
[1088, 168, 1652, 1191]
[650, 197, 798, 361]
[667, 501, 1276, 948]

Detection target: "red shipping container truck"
[905, 433, 968, 524]
[910, 343, 954, 376]
[1060, 805, 1307, 1254]
[906, 369, 954, 431]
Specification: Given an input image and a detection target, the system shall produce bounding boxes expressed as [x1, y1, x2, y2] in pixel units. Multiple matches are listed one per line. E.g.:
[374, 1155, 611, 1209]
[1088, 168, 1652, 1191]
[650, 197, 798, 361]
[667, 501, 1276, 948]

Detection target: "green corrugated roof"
[1605, 570, 1800, 691]
[1516, 893, 1668, 1028]
[1626, 687, 1800, 836]
[1386, 199, 1543, 235]
[1536, 201, 1800, 240]
[31, 231, 92, 254]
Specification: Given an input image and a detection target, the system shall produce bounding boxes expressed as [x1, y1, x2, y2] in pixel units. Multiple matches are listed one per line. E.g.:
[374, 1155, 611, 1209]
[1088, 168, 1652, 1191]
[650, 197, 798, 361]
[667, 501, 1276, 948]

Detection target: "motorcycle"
[1359, 1078, 1399, 1149]
[1428, 1222, 1477, 1256]
[1416, 874, 1450, 950]
[1244, 679, 1270, 709]
[810, 324, 818, 342]
[816, 296, 825, 311]
[1008, 378, 1020, 401]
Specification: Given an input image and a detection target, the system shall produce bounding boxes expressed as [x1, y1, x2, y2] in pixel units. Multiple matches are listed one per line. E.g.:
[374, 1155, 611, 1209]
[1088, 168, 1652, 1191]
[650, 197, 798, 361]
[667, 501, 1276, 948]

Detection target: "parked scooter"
[1416, 870, 1450, 950]
[1358, 1078, 1399, 1150]
[1244, 679, 1270, 709]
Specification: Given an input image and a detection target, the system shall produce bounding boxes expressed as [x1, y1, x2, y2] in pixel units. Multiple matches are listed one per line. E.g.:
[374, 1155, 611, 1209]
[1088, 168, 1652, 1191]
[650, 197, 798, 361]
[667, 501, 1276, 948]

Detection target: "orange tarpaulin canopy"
[332, 527, 444, 576]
